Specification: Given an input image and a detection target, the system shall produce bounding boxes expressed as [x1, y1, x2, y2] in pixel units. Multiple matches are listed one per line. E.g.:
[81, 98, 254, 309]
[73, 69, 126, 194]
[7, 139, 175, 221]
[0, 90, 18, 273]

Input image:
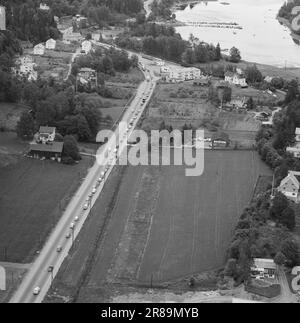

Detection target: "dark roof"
[29, 142, 63, 153]
[39, 126, 56, 134]
[212, 132, 230, 142]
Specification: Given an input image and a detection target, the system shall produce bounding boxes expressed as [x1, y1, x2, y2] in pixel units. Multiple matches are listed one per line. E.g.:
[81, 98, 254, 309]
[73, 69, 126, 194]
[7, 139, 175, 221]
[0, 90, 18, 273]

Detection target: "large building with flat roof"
[0, 6, 6, 31]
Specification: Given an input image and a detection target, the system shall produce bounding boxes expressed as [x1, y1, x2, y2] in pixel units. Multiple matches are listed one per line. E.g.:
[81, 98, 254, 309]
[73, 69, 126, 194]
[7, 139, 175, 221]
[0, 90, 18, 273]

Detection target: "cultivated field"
[0, 157, 91, 263]
[46, 150, 271, 302]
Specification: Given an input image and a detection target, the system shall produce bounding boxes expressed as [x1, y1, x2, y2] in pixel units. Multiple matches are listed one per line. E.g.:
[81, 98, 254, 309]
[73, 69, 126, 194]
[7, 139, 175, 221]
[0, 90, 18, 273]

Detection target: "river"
[174, 0, 300, 67]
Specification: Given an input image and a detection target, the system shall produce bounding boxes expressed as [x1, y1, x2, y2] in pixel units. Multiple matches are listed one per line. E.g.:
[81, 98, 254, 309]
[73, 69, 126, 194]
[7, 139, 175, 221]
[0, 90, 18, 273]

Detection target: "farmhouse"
[225, 71, 248, 88]
[250, 258, 277, 280]
[33, 43, 45, 56]
[45, 38, 56, 50]
[81, 40, 92, 54]
[223, 98, 247, 111]
[37, 126, 56, 144]
[286, 128, 300, 158]
[277, 171, 300, 203]
[29, 142, 63, 162]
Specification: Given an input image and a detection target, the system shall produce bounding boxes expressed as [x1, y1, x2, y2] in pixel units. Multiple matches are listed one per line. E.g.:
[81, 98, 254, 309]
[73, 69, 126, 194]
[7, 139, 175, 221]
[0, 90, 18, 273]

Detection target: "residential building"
[63, 31, 83, 42]
[225, 71, 248, 88]
[29, 142, 63, 162]
[264, 76, 274, 83]
[81, 40, 92, 54]
[277, 171, 300, 203]
[163, 67, 201, 83]
[37, 126, 56, 144]
[0, 5, 6, 31]
[45, 38, 56, 50]
[33, 43, 45, 56]
[92, 33, 101, 42]
[286, 127, 300, 158]
[250, 258, 277, 280]
[77, 67, 97, 86]
[39, 3, 50, 11]
[223, 97, 247, 111]
[73, 15, 88, 31]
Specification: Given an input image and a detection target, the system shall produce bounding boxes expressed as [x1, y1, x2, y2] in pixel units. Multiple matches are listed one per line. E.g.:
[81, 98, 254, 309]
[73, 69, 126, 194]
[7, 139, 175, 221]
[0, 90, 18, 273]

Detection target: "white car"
[33, 287, 41, 296]
[92, 187, 97, 194]
[70, 222, 75, 230]
[83, 203, 89, 210]
[74, 216, 79, 222]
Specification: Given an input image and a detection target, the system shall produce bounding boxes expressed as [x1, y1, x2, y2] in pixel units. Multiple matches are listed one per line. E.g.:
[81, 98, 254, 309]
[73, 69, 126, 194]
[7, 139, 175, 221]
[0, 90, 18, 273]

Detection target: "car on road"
[70, 222, 75, 230]
[66, 233, 71, 239]
[74, 216, 79, 222]
[33, 287, 41, 295]
[56, 246, 63, 253]
[83, 203, 89, 210]
[47, 266, 54, 273]
[92, 187, 97, 194]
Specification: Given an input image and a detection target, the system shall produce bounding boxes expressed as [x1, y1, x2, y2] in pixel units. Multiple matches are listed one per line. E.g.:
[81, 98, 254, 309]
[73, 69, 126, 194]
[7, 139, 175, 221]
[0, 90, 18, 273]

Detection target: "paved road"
[10, 50, 159, 303]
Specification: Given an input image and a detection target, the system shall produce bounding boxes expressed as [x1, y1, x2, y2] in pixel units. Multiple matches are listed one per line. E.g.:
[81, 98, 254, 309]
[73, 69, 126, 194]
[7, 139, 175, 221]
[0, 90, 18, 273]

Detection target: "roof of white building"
[279, 172, 300, 190]
[295, 127, 300, 135]
[252, 258, 276, 270]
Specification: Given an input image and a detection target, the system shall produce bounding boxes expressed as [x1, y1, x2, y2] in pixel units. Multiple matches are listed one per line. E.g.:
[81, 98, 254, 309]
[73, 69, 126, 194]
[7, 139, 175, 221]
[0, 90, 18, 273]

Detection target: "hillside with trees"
[0, 0, 60, 44]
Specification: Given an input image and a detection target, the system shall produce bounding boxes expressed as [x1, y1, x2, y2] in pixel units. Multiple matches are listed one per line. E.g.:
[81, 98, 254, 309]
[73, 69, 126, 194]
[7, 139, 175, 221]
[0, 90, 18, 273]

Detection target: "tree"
[281, 238, 300, 267]
[280, 207, 296, 230]
[16, 111, 35, 139]
[245, 65, 263, 84]
[222, 86, 232, 103]
[63, 135, 81, 162]
[274, 251, 286, 266]
[229, 47, 241, 63]
[246, 97, 255, 110]
[269, 192, 289, 221]
[216, 43, 222, 60]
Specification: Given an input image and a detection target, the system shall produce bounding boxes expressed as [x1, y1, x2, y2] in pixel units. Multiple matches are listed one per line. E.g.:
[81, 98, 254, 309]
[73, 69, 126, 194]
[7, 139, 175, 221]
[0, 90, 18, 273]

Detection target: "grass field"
[0, 157, 91, 263]
[46, 150, 271, 302]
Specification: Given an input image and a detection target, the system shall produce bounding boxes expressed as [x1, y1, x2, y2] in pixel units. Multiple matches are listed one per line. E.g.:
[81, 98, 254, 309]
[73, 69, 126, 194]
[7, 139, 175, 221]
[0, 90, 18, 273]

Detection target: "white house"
[92, 33, 101, 41]
[286, 128, 300, 158]
[81, 40, 92, 54]
[45, 38, 56, 50]
[39, 3, 50, 11]
[225, 71, 248, 88]
[277, 171, 300, 203]
[33, 43, 45, 56]
[38, 126, 56, 144]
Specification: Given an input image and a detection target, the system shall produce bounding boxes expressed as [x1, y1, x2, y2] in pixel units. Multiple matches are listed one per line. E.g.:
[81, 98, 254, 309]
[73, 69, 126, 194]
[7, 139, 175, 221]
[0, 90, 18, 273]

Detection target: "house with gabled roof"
[277, 171, 300, 203]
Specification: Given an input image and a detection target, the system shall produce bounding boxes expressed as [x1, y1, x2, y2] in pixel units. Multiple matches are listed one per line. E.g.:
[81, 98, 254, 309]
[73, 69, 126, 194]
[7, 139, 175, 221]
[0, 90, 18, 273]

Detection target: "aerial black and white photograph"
[0, 0, 300, 308]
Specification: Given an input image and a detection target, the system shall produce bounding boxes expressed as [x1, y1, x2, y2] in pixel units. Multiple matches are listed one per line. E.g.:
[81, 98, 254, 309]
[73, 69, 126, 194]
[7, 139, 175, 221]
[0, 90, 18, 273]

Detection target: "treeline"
[223, 190, 299, 285]
[116, 22, 229, 64]
[0, 30, 22, 71]
[278, 0, 300, 32]
[16, 79, 105, 143]
[149, 0, 176, 20]
[0, 0, 60, 44]
[82, 0, 143, 15]
[72, 47, 138, 76]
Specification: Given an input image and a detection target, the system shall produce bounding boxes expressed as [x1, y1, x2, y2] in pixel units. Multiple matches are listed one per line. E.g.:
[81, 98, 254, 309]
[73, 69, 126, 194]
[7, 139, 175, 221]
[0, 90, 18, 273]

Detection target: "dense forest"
[0, 0, 60, 43]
